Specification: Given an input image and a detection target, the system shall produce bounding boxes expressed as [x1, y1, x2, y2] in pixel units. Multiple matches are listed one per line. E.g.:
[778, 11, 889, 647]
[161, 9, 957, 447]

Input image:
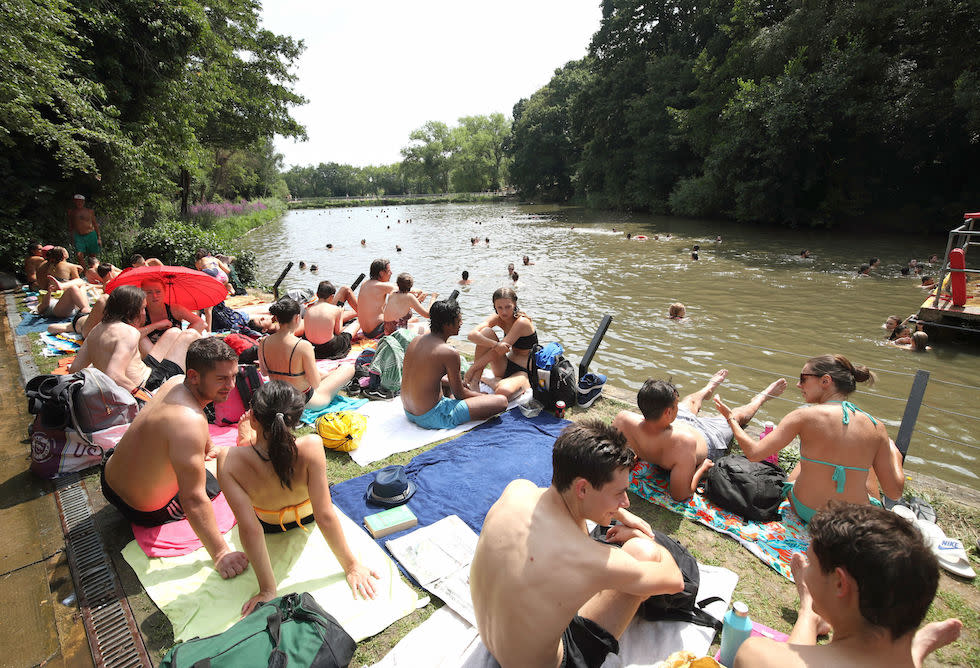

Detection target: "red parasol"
[105, 265, 228, 310]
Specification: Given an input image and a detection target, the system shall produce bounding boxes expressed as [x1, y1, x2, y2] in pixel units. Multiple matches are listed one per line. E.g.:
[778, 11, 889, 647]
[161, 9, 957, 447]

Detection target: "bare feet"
[790, 553, 832, 637]
[911, 618, 962, 668]
[758, 378, 787, 402]
[705, 369, 728, 395]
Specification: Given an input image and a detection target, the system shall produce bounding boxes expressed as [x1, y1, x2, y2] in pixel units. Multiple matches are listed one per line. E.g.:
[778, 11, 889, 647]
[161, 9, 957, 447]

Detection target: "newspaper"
[386, 515, 479, 626]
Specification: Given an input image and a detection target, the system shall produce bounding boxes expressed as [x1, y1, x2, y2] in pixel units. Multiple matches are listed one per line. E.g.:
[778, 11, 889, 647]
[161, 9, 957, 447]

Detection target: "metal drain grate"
[56, 480, 150, 668]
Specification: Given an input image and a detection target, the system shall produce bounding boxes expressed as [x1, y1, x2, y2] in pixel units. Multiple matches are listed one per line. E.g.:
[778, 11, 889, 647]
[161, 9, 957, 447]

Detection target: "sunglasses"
[799, 373, 822, 384]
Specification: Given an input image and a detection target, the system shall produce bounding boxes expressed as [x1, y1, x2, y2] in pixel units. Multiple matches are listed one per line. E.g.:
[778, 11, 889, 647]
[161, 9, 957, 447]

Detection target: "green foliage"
[504, 0, 980, 228]
[129, 221, 224, 268]
[0, 0, 305, 274]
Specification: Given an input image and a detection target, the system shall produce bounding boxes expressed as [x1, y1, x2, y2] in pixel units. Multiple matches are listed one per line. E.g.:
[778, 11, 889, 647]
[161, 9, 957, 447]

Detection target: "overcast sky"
[260, 1, 602, 168]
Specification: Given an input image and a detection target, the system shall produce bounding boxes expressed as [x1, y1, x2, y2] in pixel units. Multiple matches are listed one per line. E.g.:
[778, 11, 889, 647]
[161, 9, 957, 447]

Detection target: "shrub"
[128, 220, 225, 268]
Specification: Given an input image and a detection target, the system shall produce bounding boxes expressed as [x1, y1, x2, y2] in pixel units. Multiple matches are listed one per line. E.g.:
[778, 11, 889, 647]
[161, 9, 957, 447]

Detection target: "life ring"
[633, 235, 648, 241]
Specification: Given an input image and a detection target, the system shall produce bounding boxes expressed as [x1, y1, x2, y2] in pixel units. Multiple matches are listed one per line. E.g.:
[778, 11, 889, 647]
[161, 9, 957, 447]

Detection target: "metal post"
[882, 369, 930, 509]
[579, 315, 613, 380]
[448, 289, 460, 302]
[336, 272, 366, 308]
[272, 262, 293, 300]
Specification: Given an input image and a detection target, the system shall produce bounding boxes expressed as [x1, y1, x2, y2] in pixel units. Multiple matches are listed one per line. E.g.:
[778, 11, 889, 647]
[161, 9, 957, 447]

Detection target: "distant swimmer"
[507, 262, 515, 278]
[360, 239, 366, 246]
[668, 302, 686, 319]
[458, 270, 472, 286]
[299, 261, 306, 270]
[522, 255, 534, 266]
[801, 249, 811, 258]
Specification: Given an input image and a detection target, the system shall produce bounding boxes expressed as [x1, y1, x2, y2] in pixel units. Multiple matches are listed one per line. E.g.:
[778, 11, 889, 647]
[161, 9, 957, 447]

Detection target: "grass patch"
[208, 198, 286, 244]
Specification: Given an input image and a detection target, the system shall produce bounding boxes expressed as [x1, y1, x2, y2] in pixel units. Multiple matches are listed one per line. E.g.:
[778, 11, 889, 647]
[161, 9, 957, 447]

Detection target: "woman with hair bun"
[259, 297, 354, 407]
[713, 354, 905, 524]
[463, 287, 536, 400]
[217, 381, 379, 616]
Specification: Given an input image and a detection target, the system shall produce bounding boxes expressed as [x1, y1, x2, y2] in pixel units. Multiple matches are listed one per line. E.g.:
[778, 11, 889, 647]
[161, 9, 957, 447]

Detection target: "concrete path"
[0, 293, 92, 667]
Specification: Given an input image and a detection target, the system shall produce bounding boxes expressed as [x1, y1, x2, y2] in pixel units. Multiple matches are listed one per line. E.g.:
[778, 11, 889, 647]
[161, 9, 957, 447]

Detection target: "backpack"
[212, 302, 250, 331]
[211, 365, 264, 426]
[702, 455, 787, 522]
[159, 592, 355, 668]
[591, 525, 721, 630]
[26, 368, 138, 443]
[530, 345, 576, 412]
[533, 342, 564, 370]
[315, 411, 367, 452]
[345, 349, 377, 396]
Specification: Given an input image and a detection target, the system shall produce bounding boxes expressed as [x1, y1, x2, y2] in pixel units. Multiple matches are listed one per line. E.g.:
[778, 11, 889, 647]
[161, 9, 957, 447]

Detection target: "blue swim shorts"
[405, 397, 471, 430]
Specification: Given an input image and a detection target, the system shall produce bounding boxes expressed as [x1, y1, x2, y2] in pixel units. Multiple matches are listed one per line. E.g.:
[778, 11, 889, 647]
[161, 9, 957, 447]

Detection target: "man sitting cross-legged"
[294, 280, 359, 359]
[735, 502, 962, 668]
[100, 337, 249, 579]
[401, 299, 508, 430]
[470, 420, 684, 668]
[69, 285, 200, 398]
[613, 370, 786, 501]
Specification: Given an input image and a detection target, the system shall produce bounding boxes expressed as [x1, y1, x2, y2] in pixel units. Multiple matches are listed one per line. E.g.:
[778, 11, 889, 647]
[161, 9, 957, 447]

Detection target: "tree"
[400, 121, 456, 193]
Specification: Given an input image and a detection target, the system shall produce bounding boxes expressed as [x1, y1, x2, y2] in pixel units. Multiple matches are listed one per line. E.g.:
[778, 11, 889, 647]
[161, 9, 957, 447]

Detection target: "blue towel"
[301, 394, 369, 425]
[330, 408, 570, 578]
[16, 312, 68, 335]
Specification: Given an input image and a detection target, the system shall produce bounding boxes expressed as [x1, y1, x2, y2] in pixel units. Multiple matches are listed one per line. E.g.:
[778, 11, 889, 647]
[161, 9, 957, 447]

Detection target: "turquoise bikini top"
[800, 400, 878, 494]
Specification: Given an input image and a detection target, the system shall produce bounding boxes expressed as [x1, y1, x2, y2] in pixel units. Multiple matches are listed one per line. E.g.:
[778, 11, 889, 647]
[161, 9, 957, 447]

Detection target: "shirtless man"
[401, 299, 507, 429]
[356, 258, 397, 338]
[35, 247, 88, 319]
[69, 285, 200, 396]
[612, 370, 786, 501]
[100, 337, 248, 579]
[295, 281, 358, 359]
[735, 503, 962, 668]
[67, 194, 101, 263]
[23, 242, 47, 289]
[471, 420, 684, 668]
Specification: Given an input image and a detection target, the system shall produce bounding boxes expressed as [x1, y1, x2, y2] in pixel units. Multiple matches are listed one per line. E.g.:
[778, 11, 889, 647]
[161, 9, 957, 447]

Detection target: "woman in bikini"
[463, 287, 535, 400]
[381, 272, 435, 335]
[714, 354, 905, 524]
[217, 381, 379, 616]
[138, 278, 207, 357]
[195, 249, 234, 296]
[258, 297, 354, 408]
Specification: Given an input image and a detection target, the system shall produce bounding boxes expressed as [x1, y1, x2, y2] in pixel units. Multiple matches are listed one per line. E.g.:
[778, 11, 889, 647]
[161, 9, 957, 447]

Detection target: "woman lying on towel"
[258, 297, 355, 408]
[217, 381, 379, 616]
[714, 354, 905, 525]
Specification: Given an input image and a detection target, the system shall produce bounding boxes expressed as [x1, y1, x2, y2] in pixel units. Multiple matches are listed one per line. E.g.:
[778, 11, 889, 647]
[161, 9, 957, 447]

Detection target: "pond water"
[242, 203, 980, 491]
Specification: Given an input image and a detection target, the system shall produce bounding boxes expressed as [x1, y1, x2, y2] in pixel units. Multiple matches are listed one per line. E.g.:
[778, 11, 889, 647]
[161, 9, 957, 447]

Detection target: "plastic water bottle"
[760, 421, 778, 464]
[718, 601, 752, 667]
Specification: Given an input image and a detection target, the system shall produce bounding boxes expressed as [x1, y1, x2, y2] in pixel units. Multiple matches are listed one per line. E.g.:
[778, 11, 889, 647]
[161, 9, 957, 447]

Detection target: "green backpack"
[159, 592, 355, 668]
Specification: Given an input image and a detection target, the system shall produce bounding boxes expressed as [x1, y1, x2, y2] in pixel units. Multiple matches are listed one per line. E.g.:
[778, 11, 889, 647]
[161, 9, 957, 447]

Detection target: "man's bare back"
[614, 411, 707, 477]
[302, 300, 343, 344]
[401, 333, 455, 416]
[71, 320, 148, 390]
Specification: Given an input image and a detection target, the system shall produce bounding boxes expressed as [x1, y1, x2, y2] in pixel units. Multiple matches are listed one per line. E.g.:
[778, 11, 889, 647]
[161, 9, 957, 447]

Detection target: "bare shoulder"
[612, 409, 640, 431]
[734, 637, 806, 668]
[296, 433, 326, 461]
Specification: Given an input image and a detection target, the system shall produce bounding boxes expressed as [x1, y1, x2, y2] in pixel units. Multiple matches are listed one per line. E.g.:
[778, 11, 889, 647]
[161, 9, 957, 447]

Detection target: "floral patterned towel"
[630, 460, 809, 581]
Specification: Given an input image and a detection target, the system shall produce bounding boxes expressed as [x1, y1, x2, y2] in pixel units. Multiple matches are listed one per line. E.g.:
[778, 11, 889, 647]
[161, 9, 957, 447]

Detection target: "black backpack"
[591, 524, 721, 630]
[702, 455, 787, 522]
[529, 346, 577, 412]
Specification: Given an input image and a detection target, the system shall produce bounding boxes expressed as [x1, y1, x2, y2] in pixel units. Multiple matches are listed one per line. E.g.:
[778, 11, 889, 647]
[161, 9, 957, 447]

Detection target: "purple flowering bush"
[188, 199, 268, 226]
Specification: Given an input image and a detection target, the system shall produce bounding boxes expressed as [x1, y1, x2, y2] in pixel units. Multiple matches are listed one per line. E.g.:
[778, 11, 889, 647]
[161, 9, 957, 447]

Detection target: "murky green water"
[243, 203, 980, 490]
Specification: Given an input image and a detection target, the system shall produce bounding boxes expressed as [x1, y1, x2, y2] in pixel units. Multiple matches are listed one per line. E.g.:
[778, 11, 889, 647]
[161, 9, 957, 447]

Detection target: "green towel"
[371, 328, 417, 392]
[121, 510, 422, 642]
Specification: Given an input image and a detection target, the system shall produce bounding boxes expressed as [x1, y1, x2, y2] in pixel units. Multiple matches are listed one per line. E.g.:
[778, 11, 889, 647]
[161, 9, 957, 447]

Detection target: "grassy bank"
[287, 193, 515, 210]
[204, 198, 287, 243]
[11, 289, 977, 665]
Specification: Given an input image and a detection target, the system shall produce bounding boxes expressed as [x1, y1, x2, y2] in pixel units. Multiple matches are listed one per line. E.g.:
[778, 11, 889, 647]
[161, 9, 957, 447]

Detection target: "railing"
[932, 215, 980, 307]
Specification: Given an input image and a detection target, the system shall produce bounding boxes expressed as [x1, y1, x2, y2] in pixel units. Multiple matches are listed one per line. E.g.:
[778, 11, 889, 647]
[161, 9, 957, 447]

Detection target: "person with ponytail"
[258, 297, 355, 407]
[217, 381, 379, 616]
[463, 287, 536, 400]
[713, 354, 905, 524]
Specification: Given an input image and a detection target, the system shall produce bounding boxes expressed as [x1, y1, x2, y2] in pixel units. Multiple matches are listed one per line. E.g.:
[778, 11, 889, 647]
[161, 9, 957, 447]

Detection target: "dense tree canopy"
[507, 0, 980, 229]
[0, 0, 304, 270]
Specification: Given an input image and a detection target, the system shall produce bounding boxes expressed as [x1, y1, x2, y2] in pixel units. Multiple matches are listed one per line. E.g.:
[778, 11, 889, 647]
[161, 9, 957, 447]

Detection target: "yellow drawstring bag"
[315, 411, 367, 452]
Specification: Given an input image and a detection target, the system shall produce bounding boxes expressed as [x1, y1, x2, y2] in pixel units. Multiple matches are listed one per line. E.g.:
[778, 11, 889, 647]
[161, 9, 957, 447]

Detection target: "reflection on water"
[244, 203, 980, 490]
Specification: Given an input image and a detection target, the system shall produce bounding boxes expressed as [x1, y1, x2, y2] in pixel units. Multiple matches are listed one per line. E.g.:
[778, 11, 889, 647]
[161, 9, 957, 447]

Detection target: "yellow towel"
[121, 510, 422, 642]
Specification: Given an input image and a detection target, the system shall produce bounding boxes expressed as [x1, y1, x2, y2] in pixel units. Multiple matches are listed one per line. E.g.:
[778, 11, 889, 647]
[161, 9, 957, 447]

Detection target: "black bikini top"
[261, 339, 305, 377]
[513, 330, 538, 351]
